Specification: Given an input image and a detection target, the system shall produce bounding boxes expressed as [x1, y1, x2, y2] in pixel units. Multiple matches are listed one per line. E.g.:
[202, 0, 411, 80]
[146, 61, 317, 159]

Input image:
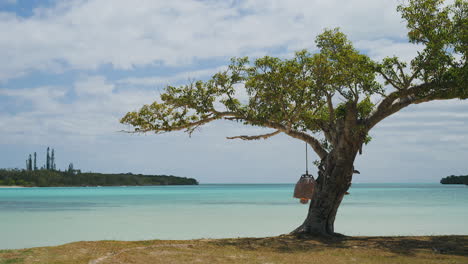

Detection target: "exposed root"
[290, 224, 306, 235]
[290, 225, 346, 240]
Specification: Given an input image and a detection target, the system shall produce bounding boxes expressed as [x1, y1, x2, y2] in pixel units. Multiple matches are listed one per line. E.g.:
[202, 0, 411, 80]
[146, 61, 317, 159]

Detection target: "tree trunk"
[292, 149, 357, 237]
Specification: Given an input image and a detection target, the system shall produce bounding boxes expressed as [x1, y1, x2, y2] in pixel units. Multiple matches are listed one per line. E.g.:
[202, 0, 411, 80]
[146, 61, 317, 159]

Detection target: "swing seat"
[293, 174, 316, 204]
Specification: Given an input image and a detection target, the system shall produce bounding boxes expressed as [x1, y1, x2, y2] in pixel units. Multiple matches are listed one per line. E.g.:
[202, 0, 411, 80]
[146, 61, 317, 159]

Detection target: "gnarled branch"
[261, 121, 328, 159]
[224, 116, 329, 159]
[365, 81, 458, 130]
[227, 130, 281, 140]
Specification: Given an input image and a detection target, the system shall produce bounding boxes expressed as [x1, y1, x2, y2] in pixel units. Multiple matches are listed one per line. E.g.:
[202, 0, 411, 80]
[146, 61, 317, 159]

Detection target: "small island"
[0, 147, 198, 187]
[0, 169, 198, 187]
[440, 175, 468, 185]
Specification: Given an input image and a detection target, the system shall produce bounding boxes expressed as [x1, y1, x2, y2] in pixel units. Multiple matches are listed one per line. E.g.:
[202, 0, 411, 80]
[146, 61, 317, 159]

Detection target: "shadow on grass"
[210, 235, 468, 257]
[346, 236, 468, 257]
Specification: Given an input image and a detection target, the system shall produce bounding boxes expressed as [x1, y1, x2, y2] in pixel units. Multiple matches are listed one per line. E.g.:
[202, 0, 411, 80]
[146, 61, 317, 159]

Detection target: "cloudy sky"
[1, 0, 466, 183]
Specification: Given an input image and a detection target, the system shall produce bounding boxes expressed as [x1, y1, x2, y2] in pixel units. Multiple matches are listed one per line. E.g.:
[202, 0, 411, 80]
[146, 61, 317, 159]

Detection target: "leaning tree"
[121, 0, 467, 236]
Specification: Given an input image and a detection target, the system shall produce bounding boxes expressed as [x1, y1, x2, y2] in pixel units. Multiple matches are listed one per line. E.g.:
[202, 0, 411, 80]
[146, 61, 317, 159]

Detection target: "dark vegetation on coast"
[0, 169, 198, 187]
[440, 175, 468, 185]
[1, 146, 198, 187]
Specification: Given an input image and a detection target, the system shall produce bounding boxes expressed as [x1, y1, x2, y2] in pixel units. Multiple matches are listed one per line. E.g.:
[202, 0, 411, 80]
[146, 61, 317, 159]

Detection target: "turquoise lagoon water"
[0, 183, 467, 249]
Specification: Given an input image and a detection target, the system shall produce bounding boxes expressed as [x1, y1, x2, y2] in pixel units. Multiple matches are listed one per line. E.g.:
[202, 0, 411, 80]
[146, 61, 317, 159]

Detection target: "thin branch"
[262, 121, 328, 159]
[224, 114, 328, 158]
[379, 71, 402, 90]
[395, 61, 408, 88]
[227, 130, 281, 140]
[336, 87, 349, 100]
[407, 67, 421, 86]
[127, 111, 236, 134]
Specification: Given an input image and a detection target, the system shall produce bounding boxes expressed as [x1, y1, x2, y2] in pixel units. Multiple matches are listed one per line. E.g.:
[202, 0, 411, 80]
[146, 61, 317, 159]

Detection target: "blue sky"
[1, 0, 466, 183]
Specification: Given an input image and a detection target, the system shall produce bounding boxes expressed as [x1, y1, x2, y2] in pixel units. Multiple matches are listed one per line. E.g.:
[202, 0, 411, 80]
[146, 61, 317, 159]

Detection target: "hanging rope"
[305, 141, 308, 175]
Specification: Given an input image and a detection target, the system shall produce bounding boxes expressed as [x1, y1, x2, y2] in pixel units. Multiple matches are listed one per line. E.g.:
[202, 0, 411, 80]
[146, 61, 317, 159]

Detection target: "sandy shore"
[0, 185, 27, 188]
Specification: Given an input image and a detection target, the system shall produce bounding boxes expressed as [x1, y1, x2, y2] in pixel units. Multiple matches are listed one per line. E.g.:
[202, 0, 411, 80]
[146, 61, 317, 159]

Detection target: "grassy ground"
[1, 235, 467, 264]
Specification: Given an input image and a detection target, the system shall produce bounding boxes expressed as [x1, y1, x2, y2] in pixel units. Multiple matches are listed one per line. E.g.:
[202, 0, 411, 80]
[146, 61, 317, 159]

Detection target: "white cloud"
[75, 75, 114, 95]
[0, 0, 466, 183]
[118, 66, 228, 86]
[0, 76, 156, 143]
[0, 0, 412, 81]
[0, 86, 66, 113]
[378, 120, 465, 128]
[355, 39, 422, 62]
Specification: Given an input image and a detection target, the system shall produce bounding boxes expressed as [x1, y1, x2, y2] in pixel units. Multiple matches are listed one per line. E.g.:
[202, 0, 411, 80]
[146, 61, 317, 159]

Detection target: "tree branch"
[261, 121, 328, 159]
[225, 114, 329, 159]
[226, 130, 281, 140]
[395, 60, 409, 88]
[129, 111, 236, 134]
[365, 81, 458, 130]
[379, 71, 402, 90]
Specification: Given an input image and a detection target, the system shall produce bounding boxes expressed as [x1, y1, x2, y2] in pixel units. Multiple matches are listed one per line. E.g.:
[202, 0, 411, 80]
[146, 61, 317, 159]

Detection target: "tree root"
[290, 225, 347, 239]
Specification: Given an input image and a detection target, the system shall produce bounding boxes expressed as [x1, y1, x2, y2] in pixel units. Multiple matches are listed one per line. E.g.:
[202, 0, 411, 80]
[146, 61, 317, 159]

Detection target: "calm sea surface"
[0, 183, 467, 249]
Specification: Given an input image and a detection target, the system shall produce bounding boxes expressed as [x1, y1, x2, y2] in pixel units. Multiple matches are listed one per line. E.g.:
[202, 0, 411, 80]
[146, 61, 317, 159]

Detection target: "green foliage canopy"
[121, 0, 467, 160]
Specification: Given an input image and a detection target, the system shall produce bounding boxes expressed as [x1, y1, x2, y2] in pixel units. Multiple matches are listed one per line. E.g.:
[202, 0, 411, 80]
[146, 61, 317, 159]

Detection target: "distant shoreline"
[0, 169, 199, 187]
[0, 185, 191, 188]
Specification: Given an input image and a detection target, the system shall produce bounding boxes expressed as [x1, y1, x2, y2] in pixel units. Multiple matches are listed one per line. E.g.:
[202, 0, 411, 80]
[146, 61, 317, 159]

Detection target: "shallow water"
[0, 183, 467, 249]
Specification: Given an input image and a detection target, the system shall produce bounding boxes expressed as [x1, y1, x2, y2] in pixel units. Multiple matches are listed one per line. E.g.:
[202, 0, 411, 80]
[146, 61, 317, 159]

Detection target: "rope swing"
[293, 142, 316, 204]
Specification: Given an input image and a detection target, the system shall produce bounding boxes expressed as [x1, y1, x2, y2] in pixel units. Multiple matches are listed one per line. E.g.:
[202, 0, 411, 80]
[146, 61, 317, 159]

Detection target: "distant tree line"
[3, 147, 198, 186]
[440, 175, 468, 185]
[25, 147, 58, 171]
[0, 169, 198, 187]
[24, 147, 84, 175]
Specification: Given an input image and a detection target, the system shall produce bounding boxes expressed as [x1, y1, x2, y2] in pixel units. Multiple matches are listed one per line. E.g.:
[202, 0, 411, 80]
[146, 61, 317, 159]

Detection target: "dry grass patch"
[1, 235, 467, 264]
